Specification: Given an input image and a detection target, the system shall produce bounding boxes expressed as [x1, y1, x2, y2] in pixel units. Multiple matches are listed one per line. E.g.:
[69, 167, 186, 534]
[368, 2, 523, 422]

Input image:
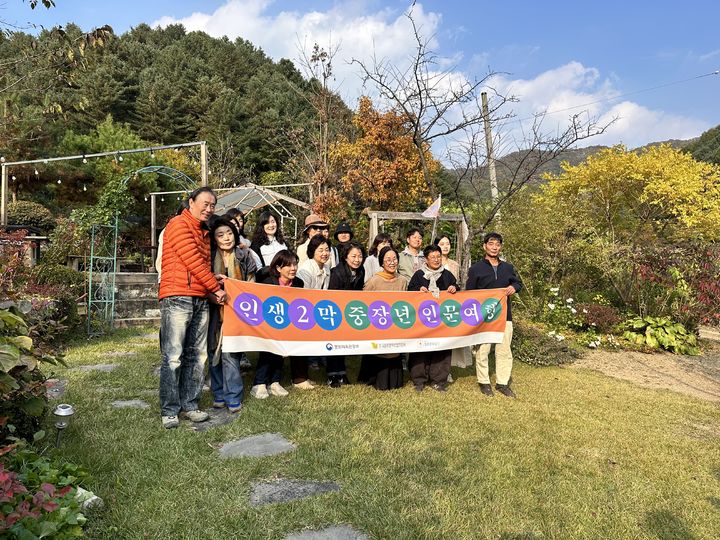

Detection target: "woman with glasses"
[407, 244, 458, 392]
[361, 246, 407, 390]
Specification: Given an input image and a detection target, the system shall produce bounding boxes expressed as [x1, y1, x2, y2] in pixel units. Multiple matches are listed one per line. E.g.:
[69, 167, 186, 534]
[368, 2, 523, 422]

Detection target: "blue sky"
[3, 0, 719, 150]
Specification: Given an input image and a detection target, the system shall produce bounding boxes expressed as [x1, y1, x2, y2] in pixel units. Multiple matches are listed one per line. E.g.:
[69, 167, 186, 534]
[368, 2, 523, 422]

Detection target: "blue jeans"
[210, 352, 244, 407]
[159, 296, 209, 416]
[253, 352, 283, 386]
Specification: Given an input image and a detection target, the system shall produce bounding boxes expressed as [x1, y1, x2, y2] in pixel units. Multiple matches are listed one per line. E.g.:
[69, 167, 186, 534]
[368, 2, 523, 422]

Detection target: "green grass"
[49, 328, 720, 539]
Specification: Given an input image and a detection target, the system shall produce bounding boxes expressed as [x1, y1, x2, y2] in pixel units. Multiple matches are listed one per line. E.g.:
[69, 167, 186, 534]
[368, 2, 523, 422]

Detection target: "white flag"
[421, 195, 442, 218]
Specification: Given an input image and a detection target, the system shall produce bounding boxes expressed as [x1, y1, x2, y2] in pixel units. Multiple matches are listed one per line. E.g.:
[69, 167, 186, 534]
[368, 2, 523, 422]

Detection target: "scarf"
[376, 270, 397, 280]
[421, 263, 444, 298]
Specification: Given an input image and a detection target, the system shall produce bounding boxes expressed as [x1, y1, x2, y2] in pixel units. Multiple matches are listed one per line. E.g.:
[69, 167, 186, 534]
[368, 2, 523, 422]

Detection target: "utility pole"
[200, 141, 208, 186]
[481, 92, 499, 222]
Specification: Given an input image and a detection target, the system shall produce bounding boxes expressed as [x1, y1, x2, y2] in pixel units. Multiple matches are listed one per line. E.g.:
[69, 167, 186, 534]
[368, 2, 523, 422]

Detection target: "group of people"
[157, 187, 521, 429]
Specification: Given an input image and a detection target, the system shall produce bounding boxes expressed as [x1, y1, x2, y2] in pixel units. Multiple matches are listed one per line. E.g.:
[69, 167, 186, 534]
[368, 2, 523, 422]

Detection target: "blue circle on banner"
[262, 296, 290, 329]
[313, 300, 342, 330]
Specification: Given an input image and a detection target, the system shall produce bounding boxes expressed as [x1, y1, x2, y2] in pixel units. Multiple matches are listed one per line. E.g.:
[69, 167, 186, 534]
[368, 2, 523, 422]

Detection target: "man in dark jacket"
[466, 232, 522, 398]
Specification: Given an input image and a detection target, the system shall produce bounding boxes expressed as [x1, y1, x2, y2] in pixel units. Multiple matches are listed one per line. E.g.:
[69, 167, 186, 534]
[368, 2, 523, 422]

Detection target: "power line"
[505, 69, 720, 125]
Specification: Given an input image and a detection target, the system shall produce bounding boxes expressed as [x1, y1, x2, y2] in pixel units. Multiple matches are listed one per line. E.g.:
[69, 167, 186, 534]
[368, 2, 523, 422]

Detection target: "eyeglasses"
[311, 226, 329, 231]
[384, 259, 398, 265]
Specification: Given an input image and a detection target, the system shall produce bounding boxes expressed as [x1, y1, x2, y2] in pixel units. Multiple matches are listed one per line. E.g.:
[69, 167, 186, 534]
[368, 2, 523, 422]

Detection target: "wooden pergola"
[364, 209, 469, 281]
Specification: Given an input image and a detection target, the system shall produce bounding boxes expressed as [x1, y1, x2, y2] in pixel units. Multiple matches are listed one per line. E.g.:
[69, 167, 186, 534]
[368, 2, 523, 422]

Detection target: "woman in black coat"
[327, 241, 366, 387]
[249, 250, 311, 399]
[407, 244, 458, 392]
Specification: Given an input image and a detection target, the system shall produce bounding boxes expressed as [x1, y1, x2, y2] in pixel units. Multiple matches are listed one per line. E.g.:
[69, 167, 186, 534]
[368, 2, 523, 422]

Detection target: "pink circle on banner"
[368, 300, 393, 330]
[418, 300, 441, 328]
[461, 298, 484, 326]
[289, 298, 316, 330]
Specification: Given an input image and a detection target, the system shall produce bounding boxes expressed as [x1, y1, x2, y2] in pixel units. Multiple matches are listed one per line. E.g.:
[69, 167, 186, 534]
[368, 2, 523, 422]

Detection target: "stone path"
[73, 363, 120, 372]
[285, 526, 369, 540]
[192, 408, 238, 432]
[110, 400, 150, 409]
[219, 433, 296, 458]
[45, 378, 68, 399]
[250, 479, 340, 506]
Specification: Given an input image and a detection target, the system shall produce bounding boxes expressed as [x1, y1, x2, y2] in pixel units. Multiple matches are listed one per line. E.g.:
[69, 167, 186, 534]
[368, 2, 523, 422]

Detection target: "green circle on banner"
[391, 300, 416, 329]
[482, 298, 502, 322]
[440, 299, 462, 327]
[344, 300, 370, 330]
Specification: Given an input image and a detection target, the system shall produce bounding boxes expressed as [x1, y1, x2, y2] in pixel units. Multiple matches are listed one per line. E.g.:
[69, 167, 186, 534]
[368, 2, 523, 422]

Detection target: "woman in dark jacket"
[249, 250, 311, 399]
[207, 216, 258, 413]
[408, 244, 459, 392]
[327, 240, 366, 387]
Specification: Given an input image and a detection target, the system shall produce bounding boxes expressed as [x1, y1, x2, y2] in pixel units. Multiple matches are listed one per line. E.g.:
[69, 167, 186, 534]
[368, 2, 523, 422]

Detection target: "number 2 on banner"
[290, 298, 315, 330]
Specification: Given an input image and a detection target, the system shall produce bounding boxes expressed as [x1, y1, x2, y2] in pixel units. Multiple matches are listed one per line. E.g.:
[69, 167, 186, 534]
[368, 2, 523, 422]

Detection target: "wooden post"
[150, 195, 157, 272]
[200, 142, 208, 186]
[1, 164, 7, 226]
[481, 92, 499, 222]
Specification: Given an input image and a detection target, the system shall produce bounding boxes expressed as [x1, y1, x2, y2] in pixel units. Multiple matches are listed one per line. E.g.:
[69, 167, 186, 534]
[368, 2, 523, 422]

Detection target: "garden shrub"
[41, 217, 89, 266]
[576, 302, 621, 333]
[0, 305, 64, 444]
[0, 441, 90, 538]
[622, 316, 700, 356]
[512, 318, 584, 366]
[7, 201, 55, 232]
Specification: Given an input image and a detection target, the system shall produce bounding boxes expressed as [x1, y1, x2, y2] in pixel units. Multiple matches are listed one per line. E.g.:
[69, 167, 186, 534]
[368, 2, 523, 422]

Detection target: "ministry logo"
[325, 343, 334, 351]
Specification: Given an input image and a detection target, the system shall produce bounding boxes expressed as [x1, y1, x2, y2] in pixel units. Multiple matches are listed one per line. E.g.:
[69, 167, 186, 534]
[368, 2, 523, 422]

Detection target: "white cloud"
[151, 2, 709, 153]
[488, 62, 709, 152]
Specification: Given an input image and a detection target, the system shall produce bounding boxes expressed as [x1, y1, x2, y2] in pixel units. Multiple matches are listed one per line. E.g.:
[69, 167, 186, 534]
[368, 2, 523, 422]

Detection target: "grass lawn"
[52, 328, 719, 539]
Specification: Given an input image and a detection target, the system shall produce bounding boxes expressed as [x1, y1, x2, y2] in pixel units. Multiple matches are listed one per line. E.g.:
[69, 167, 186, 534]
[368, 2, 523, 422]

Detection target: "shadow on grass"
[499, 533, 543, 540]
[644, 509, 697, 539]
[709, 497, 720, 509]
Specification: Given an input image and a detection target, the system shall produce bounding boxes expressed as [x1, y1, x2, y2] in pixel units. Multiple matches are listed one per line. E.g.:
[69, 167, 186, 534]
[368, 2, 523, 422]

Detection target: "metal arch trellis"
[86, 166, 199, 337]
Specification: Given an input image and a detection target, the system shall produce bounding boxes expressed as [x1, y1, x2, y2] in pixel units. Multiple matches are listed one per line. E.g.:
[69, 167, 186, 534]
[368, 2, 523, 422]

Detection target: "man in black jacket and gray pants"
[466, 232, 522, 398]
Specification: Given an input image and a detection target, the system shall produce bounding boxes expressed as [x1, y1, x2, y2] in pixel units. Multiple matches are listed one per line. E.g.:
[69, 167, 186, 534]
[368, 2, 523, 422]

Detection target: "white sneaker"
[447, 373, 454, 383]
[250, 384, 269, 399]
[293, 380, 315, 390]
[181, 410, 209, 423]
[268, 382, 289, 397]
[161, 415, 179, 429]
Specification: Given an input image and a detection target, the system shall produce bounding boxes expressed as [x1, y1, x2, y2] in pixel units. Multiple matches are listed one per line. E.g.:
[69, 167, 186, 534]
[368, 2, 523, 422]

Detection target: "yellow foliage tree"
[539, 144, 720, 242]
[329, 96, 439, 212]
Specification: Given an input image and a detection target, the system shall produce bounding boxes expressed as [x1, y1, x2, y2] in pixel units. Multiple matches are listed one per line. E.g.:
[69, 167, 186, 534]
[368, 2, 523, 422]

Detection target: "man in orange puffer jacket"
[158, 187, 227, 429]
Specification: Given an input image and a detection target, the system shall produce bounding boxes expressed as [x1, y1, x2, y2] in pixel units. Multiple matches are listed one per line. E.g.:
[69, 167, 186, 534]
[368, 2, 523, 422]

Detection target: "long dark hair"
[331, 241, 366, 289]
[250, 210, 285, 252]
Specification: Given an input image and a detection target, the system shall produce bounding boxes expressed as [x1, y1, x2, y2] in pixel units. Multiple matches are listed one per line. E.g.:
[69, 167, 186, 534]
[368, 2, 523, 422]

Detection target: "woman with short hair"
[361, 246, 407, 390]
[407, 244, 459, 392]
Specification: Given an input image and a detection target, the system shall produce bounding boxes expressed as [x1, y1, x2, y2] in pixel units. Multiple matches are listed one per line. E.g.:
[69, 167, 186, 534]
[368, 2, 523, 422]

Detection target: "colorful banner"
[222, 279, 508, 356]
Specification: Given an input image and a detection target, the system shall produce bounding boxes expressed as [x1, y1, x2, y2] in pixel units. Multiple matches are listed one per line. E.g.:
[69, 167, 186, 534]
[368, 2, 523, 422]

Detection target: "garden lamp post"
[53, 403, 75, 447]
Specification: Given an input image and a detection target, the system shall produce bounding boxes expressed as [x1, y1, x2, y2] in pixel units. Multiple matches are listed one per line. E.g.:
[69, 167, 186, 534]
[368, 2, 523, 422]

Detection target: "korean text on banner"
[222, 279, 507, 357]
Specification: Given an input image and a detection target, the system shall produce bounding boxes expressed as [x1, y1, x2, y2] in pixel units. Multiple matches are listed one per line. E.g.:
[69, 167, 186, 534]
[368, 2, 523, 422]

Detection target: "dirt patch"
[571, 340, 720, 402]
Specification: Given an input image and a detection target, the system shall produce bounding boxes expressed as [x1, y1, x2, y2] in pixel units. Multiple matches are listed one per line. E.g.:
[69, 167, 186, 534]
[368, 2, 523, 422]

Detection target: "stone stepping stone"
[110, 400, 150, 409]
[192, 408, 237, 432]
[73, 364, 120, 372]
[285, 525, 369, 540]
[45, 379, 68, 399]
[140, 333, 159, 340]
[219, 433, 296, 458]
[152, 366, 161, 377]
[250, 479, 340, 506]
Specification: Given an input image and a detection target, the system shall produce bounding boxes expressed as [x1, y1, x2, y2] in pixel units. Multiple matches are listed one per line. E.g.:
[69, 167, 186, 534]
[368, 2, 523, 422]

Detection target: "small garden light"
[53, 403, 75, 447]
